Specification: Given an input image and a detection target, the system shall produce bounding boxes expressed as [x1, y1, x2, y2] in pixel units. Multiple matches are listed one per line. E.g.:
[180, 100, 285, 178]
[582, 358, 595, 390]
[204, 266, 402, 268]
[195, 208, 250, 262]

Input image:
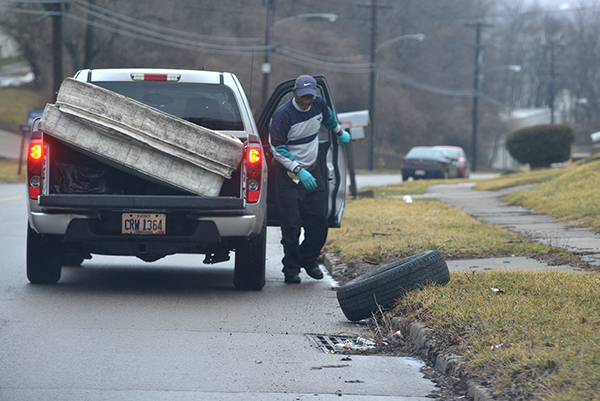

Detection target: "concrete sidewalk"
[412, 182, 600, 272]
[0, 128, 25, 160]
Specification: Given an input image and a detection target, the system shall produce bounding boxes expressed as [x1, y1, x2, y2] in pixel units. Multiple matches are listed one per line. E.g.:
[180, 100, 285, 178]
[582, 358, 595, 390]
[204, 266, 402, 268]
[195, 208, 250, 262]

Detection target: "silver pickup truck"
[26, 68, 347, 290]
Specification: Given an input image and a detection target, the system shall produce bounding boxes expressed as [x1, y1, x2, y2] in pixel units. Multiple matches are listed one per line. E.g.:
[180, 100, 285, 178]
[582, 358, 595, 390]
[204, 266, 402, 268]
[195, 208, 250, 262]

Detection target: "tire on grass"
[336, 250, 450, 321]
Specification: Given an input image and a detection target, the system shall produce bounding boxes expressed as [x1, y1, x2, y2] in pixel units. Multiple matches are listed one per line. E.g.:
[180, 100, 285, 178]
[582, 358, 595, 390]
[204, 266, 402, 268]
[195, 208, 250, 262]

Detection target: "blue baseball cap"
[294, 75, 317, 97]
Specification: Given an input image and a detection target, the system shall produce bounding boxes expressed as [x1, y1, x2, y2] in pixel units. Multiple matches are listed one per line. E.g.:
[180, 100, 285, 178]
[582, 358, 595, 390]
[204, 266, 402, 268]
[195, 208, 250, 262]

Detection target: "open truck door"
[256, 75, 347, 228]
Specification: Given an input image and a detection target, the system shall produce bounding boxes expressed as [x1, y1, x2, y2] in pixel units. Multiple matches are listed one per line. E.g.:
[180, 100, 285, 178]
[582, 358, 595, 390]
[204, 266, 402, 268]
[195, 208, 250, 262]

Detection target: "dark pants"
[274, 163, 328, 276]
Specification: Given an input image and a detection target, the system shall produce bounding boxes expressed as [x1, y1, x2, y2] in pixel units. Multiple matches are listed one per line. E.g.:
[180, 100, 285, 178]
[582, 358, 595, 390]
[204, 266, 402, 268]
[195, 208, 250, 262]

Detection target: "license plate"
[415, 169, 425, 176]
[122, 213, 166, 235]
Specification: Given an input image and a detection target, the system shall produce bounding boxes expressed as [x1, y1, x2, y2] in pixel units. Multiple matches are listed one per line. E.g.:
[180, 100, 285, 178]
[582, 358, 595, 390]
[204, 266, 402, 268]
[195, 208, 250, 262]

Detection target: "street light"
[274, 13, 338, 27]
[375, 33, 425, 52]
[367, 33, 426, 171]
[260, 1, 338, 111]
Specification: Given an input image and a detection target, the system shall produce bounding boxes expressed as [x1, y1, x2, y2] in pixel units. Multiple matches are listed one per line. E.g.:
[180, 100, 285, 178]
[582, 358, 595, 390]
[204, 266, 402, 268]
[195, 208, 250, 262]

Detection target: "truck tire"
[62, 254, 84, 267]
[233, 219, 267, 291]
[26, 226, 62, 284]
[336, 250, 450, 321]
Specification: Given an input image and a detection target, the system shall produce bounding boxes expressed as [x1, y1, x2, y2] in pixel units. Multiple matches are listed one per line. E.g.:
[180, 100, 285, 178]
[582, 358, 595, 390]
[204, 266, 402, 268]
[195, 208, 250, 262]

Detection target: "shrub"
[506, 124, 574, 168]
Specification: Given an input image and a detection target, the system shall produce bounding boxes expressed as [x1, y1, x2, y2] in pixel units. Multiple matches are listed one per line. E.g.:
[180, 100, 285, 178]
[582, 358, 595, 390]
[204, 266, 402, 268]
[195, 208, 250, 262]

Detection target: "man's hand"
[337, 130, 350, 146]
[297, 169, 317, 190]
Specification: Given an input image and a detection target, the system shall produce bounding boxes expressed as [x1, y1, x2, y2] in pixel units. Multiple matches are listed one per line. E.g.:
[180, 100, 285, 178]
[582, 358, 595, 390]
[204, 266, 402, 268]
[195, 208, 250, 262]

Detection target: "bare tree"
[3, 0, 599, 168]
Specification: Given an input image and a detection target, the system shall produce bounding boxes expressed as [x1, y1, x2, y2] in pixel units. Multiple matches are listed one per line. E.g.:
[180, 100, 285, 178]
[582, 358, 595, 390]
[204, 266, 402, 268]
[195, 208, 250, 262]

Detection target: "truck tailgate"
[38, 194, 244, 212]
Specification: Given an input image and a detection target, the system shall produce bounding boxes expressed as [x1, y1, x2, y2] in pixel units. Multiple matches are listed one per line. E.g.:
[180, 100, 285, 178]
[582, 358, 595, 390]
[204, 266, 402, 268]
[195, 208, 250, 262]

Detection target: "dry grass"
[0, 88, 42, 132]
[326, 197, 559, 265]
[332, 160, 600, 400]
[0, 159, 25, 181]
[473, 167, 569, 191]
[393, 270, 600, 400]
[371, 177, 473, 196]
[503, 158, 600, 230]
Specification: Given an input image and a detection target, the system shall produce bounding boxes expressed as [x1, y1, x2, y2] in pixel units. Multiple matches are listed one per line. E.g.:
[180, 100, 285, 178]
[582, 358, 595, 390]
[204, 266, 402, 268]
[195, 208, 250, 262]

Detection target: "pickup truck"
[26, 68, 347, 290]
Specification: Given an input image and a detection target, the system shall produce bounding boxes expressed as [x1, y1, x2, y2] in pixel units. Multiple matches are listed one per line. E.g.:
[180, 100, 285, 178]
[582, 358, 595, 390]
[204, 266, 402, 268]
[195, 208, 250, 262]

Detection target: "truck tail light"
[246, 146, 262, 203]
[27, 141, 44, 199]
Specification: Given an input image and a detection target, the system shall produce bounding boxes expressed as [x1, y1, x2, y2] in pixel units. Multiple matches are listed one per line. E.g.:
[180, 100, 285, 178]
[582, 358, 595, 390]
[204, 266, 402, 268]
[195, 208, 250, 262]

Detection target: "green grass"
[0, 56, 27, 67]
[393, 271, 600, 400]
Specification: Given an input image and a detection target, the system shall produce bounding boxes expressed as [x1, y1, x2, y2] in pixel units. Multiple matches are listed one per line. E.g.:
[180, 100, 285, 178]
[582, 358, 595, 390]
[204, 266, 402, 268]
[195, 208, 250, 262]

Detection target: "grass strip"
[393, 270, 600, 401]
[0, 88, 42, 132]
[326, 197, 559, 264]
[0, 159, 25, 181]
[473, 167, 568, 191]
[371, 178, 460, 196]
[504, 158, 600, 230]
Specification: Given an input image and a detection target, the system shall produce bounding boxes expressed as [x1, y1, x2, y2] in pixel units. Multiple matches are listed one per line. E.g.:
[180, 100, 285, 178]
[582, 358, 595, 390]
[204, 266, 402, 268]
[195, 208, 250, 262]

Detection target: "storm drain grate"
[305, 334, 377, 354]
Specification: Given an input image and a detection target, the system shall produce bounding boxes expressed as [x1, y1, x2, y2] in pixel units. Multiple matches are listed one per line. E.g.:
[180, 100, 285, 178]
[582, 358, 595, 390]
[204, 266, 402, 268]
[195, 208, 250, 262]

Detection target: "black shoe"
[284, 273, 301, 284]
[304, 262, 324, 280]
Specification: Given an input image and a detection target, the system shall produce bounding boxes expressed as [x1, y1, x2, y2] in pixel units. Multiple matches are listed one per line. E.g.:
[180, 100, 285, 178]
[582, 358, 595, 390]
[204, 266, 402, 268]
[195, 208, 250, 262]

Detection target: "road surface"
[0, 182, 436, 400]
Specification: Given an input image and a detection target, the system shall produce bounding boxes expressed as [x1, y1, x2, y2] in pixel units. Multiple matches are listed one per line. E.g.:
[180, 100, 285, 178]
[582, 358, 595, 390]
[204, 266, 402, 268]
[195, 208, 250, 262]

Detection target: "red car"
[434, 146, 471, 178]
[401, 146, 459, 180]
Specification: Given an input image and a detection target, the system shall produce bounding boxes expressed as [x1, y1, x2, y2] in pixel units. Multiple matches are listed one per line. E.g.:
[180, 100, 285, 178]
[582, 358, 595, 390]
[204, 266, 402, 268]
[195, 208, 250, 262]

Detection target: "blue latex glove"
[337, 130, 350, 146]
[275, 145, 296, 161]
[297, 169, 317, 191]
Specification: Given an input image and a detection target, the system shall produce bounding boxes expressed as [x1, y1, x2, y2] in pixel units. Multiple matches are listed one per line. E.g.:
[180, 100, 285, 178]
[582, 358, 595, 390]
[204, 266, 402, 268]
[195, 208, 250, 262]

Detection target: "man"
[269, 75, 350, 284]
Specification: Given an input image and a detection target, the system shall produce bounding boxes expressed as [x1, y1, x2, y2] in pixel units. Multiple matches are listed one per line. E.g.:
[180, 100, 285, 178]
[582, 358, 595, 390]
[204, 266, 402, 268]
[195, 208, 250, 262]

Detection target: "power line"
[1, 0, 509, 103]
[69, 0, 262, 43]
[63, 12, 266, 56]
[0, 0, 60, 3]
[66, 1, 267, 52]
[0, 5, 58, 16]
[379, 62, 474, 96]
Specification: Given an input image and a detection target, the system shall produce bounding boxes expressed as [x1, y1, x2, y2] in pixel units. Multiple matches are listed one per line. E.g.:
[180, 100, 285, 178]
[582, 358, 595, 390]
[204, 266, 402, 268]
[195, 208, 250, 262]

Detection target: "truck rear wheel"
[27, 226, 62, 284]
[233, 220, 267, 291]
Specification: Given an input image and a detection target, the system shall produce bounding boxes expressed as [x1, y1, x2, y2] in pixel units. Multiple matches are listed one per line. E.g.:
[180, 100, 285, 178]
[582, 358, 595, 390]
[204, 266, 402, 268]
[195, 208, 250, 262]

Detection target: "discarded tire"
[336, 250, 450, 321]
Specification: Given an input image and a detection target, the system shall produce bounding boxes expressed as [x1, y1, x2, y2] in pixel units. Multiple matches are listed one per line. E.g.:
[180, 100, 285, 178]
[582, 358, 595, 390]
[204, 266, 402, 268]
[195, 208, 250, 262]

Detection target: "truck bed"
[45, 136, 243, 200]
[40, 78, 244, 196]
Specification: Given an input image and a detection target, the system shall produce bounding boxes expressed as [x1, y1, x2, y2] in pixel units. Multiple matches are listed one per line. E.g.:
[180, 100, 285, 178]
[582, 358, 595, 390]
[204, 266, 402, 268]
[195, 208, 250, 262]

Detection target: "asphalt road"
[0, 182, 436, 400]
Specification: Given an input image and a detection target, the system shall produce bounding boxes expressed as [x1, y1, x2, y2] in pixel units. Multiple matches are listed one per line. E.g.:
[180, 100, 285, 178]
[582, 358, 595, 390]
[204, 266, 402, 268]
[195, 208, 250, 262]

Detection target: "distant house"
[489, 108, 552, 170]
[0, 31, 19, 58]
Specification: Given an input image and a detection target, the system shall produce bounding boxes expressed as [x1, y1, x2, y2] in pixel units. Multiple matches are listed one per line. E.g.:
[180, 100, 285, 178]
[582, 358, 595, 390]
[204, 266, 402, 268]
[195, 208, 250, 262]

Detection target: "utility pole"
[465, 22, 492, 172]
[367, 0, 377, 171]
[83, 0, 96, 68]
[549, 41, 556, 124]
[358, 0, 389, 171]
[52, 0, 63, 99]
[261, 0, 274, 113]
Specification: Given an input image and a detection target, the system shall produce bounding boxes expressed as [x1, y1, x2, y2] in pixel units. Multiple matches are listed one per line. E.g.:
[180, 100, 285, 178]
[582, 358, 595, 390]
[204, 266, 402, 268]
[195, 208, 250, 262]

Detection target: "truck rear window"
[94, 82, 244, 131]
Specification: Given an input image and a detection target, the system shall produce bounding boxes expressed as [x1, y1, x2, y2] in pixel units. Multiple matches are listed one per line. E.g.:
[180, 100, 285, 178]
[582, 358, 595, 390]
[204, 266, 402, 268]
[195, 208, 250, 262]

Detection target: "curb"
[321, 253, 338, 276]
[325, 253, 493, 400]
[393, 317, 493, 401]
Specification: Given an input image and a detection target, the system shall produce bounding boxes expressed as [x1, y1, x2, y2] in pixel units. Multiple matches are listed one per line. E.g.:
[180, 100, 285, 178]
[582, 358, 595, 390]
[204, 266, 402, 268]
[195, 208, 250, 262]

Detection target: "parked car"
[434, 145, 471, 178]
[401, 146, 459, 180]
